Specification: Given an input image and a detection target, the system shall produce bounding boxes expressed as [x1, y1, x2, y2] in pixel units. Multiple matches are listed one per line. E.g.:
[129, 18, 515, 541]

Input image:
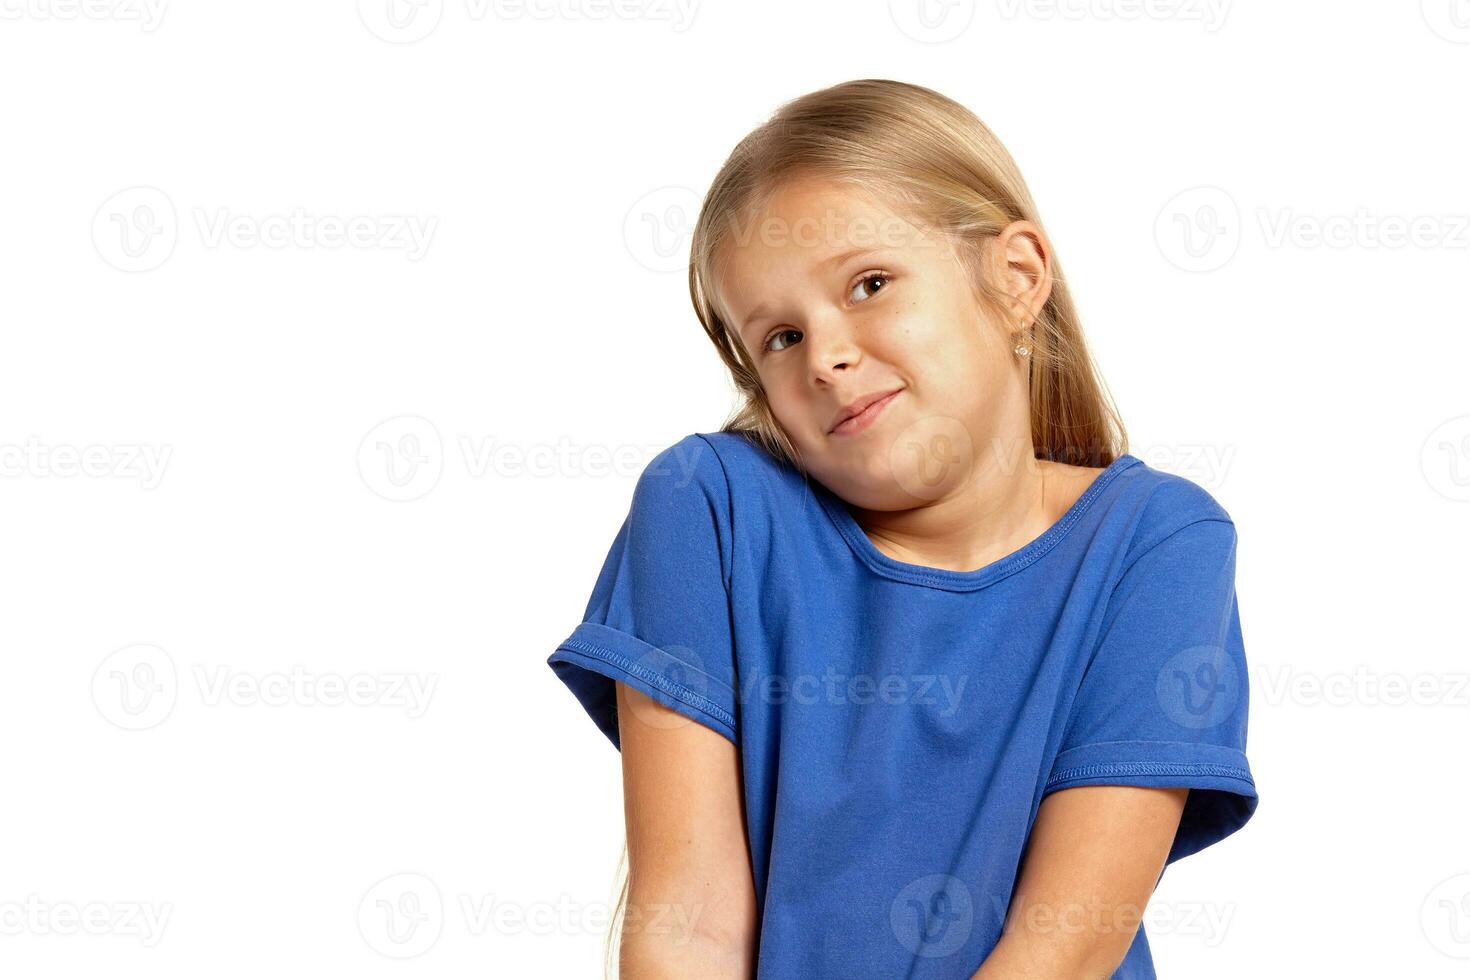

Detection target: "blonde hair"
[688, 77, 1127, 470]
[606, 78, 1129, 976]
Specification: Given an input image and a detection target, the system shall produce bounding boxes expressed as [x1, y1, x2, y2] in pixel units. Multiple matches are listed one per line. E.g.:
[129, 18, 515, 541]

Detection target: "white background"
[2, 1, 1468, 976]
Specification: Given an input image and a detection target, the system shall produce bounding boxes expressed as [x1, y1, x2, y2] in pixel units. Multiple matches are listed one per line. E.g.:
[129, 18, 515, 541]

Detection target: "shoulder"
[1105, 454, 1238, 560]
[649, 429, 801, 494]
[633, 429, 791, 517]
[638, 430, 763, 492]
[635, 429, 816, 541]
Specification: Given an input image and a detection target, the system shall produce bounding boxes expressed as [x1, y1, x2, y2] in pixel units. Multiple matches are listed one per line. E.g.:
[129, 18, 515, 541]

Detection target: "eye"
[762, 327, 801, 354]
[849, 270, 891, 304]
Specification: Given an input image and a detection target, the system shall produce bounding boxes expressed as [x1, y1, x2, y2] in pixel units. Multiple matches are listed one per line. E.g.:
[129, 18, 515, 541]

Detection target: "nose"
[804, 317, 862, 387]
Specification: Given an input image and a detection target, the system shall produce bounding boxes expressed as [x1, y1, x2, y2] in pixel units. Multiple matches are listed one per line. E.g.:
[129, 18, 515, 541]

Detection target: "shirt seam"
[556, 636, 737, 730]
[1045, 760, 1255, 789]
[694, 432, 736, 595]
[817, 454, 1142, 592]
[1113, 515, 1237, 584]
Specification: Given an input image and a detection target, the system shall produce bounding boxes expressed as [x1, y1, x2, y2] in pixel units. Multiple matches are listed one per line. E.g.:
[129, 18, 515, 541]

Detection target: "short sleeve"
[1044, 517, 1258, 864]
[547, 434, 738, 749]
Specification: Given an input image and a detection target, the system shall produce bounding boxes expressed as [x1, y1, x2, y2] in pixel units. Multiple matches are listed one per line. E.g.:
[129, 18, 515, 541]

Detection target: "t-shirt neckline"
[809, 453, 1142, 592]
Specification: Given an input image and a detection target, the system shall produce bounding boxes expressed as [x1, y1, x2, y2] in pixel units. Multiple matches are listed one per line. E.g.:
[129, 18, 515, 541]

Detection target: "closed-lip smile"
[829, 387, 904, 435]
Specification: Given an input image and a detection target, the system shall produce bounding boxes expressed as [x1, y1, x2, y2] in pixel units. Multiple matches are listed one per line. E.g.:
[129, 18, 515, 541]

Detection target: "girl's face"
[717, 177, 1051, 511]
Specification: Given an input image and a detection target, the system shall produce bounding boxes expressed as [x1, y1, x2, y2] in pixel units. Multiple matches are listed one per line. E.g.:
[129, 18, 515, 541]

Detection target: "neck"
[848, 441, 1050, 575]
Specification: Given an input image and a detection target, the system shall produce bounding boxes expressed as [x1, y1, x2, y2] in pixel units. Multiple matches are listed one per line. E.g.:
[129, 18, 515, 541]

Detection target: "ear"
[992, 220, 1054, 326]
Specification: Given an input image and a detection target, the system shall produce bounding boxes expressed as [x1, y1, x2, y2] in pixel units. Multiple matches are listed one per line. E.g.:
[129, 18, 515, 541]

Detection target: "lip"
[829, 387, 904, 436]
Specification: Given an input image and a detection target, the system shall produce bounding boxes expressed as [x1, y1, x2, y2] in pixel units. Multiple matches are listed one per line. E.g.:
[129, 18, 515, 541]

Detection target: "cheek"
[763, 379, 815, 434]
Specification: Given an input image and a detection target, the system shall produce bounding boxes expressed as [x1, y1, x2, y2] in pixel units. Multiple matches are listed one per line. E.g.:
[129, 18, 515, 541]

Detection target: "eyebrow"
[737, 247, 891, 336]
[821, 246, 886, 272]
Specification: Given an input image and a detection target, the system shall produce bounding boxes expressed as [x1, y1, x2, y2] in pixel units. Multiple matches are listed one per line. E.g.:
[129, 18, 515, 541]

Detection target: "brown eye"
[849, 271, 891, 304]
[763, 328, 801, 354]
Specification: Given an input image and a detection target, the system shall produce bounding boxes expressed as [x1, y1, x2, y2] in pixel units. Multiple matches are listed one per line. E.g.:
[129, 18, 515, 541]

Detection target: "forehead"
[716, 178, 943, 323]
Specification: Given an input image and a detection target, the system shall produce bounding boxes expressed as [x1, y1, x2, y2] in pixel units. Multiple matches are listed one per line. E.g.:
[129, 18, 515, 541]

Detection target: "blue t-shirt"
[548, 430, 1258, 978]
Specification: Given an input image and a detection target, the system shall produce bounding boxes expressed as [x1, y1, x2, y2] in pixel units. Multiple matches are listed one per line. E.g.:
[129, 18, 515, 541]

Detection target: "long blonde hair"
[606, 77, 1127, 976]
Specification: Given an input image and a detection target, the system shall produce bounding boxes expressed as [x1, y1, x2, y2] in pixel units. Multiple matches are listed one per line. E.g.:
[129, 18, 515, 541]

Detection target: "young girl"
[548, 78, 1257, 979]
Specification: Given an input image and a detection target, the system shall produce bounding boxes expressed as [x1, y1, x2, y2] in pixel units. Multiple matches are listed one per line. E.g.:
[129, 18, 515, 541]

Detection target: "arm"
[615, 681, 758, 979]
[972, 786, 1189, 980]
